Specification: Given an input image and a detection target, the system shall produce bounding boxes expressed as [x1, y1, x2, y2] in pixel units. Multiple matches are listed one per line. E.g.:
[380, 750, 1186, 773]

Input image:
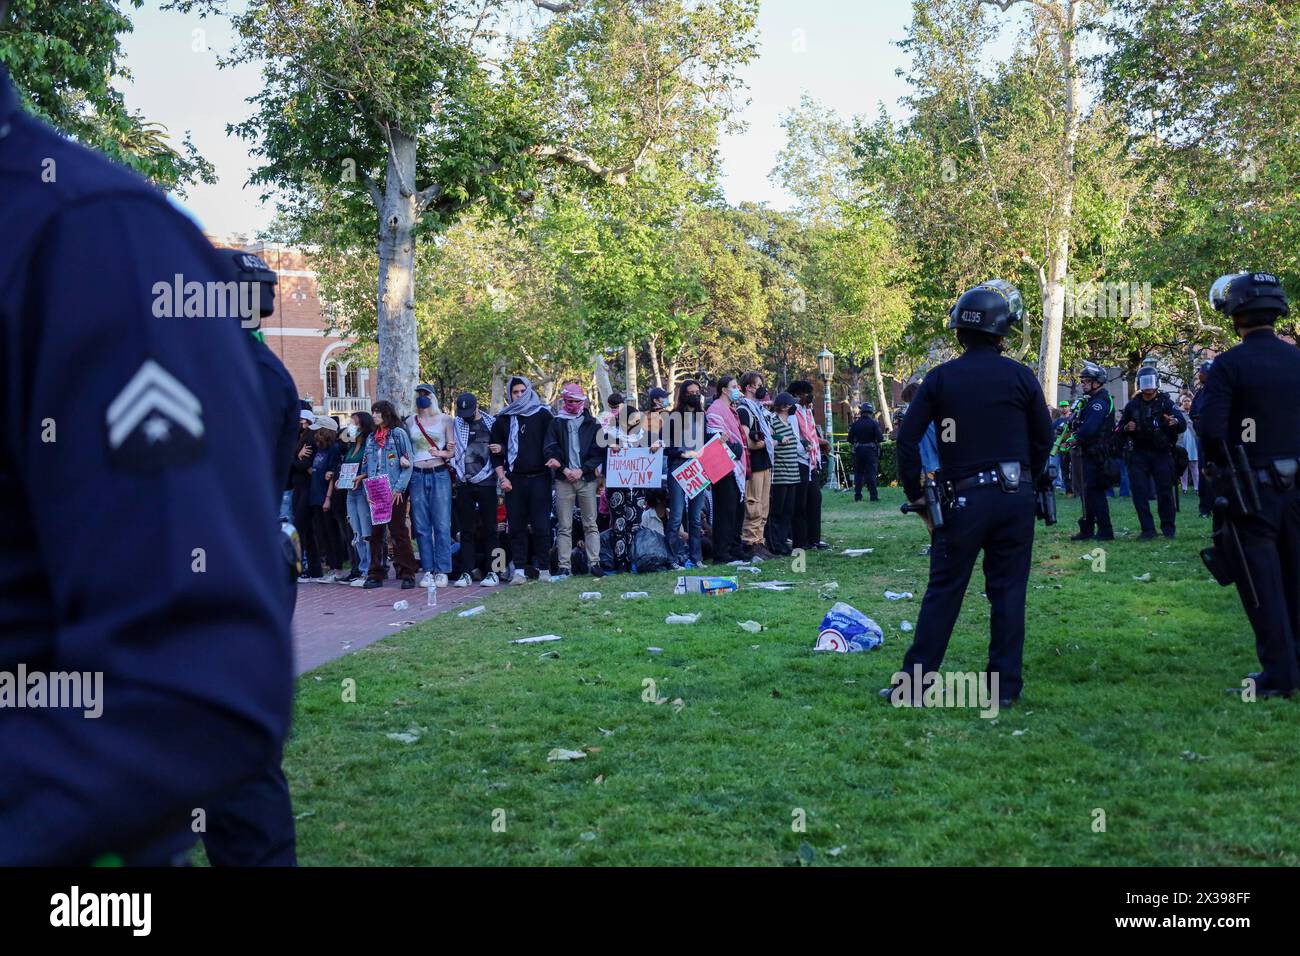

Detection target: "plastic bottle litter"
[818, 581, 840, 599]
[812, 602, 884, 653]
[580, 592, 603, 601]
[510, 634, 563, 644]
[458, 605, 487, 618]
[647, 647, 663, 654]
[427, 581, 437, 608]
[392, 600, 410, 611]
[900, 620, 914, 632]
[842, 548, 875, 556]
[621, 591, 650, 600]
[884, 590, 913, 601]
[748, 580, 795, 591]
[733, 564, 762, 574]
[665, 613, 701, 624]
[737, 620, 763, 633]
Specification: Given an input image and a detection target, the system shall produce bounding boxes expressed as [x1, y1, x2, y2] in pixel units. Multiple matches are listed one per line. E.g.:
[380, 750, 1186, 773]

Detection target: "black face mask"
[686, 394, 702, 409]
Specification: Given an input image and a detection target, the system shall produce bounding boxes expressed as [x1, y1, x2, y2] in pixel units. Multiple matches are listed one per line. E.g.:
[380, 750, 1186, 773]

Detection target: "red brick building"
[210, 237, 371, 419]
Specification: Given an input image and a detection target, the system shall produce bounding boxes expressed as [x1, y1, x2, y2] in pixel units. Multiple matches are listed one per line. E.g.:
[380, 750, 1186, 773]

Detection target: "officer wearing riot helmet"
[1200, 271, 1300, 698]
[1069, 361, 1118, 541]
[1120, 366, 1186, 538]
[848, 402, 884, 502]
[887, 281, 1054, 707]
[1189, 360, 1216, 518]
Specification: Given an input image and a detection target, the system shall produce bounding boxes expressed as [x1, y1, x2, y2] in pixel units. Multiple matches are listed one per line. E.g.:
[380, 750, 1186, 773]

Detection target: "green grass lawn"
[285, 486, 1300, 866]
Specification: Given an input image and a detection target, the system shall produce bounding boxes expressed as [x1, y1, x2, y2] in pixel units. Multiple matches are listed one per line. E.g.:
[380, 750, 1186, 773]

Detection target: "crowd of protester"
[283, 372, 838, 591]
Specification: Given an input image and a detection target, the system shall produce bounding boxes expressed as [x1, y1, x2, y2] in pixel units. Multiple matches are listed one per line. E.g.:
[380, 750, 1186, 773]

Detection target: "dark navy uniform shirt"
[1199, 329, 1300, 467]
[1119, 392, 1186, 452]
[848, 416, 884, 445]
[896, 340, 1053, 502]
[0, 68, 292, 864]
[1074, 388, 1115, 449]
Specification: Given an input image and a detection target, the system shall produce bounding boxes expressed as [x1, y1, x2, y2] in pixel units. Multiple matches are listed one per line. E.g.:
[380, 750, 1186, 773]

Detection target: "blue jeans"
[346, 489, 372, 577]
[667, 473, 704, 565]
[409, 466, 453, 573]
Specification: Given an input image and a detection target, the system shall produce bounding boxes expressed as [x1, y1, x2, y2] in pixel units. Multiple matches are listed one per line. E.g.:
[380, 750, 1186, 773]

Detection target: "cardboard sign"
[698, 435, 737, 484]
[605, 445, 663, 489]
[337, 462, 359, 490]
[670, 457, 710, 500]
[365, 475, 393, 525]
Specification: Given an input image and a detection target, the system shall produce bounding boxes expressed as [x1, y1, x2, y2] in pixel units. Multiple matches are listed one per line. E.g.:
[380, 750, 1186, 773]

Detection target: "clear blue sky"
[119, 0, 923, 238]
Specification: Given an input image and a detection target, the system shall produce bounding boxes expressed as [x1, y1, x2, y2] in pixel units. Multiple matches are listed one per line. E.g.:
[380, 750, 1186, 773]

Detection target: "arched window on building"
[325, 362, 340, 398]
[344, 366, 359, 398]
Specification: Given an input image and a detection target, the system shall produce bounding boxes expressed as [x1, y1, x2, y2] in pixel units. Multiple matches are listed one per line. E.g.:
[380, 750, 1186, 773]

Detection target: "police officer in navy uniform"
[198, 251, 301, 867]
[888, 281, 1054, 706]
[0, 56, 293, 863]
[1189, 360, 1216, 518]
[848, 402, 883, 502]
[1119, 366, 1187, 539]
[1069, 361, 1117, 541]
[1200, 271, 1300, 697]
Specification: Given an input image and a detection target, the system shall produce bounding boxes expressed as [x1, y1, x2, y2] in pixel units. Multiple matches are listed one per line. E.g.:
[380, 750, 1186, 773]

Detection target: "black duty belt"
[854, 442, 879, 450]
[1253, 458, 1300, 491]
[950, 469, 1026, 493]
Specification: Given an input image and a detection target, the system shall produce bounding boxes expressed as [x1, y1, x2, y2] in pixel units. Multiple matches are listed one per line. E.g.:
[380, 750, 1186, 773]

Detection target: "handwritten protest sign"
[337, 462, 359, 490]
[365, 475, 393, 525]
[605, 445, 663, 488]
[671, 457, 710, 500]
[669, 437, 735, 500]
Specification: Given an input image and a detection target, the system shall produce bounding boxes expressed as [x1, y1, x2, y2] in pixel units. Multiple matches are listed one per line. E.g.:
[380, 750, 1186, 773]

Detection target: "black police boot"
[1069, 520, 1094, 541]
[1096, 528, 1115, 540]
[1138, 530, 1157, 540]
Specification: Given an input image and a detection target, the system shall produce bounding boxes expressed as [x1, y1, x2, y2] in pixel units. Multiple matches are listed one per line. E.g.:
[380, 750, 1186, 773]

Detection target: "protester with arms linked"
[545, 383, 607, 581]
[491, 376, 555, 583]
[1200, 271, 1300, 698]
[451, 393, 500, 587]
[888, 281, 1053, 707]
[407, 383, 455, 590]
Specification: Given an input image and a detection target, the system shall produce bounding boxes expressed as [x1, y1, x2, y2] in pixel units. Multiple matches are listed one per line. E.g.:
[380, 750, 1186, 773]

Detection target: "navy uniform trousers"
[901, 483, 1037, 699]
[1228, 481, 1300, 694]
[1129, 448, 1177, 535]
[1080, 453, 1113, 535]
[853, 445, 880, 500]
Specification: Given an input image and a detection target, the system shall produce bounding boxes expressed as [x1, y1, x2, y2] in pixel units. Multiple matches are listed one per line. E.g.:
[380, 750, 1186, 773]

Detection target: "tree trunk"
[872, 332, 893, 433]
[593, 352, 613, 410]
[624, 342, 638, 400]
[375, 130, 420, 418]
[1036, 0, 1080, 407]
[490, 359, 508, 412]
[850, 369, 863, 408]
[647, 336, 664, 389]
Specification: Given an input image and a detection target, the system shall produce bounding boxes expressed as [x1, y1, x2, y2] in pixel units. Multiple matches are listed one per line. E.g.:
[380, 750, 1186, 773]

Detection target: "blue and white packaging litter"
[813, 602, 884, 653]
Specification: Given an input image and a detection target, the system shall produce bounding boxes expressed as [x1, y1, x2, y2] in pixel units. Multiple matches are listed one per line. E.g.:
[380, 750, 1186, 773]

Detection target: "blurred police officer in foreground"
[1200, 271, 1300, 698]
[848, 402, 883, 502]
[888, 281, 1053, 706]
[1120, 366, 1186, 539]
[1069, 361, 1117, 541]
[0, 45, 293, 863]
[1189, 360, 1216, 518]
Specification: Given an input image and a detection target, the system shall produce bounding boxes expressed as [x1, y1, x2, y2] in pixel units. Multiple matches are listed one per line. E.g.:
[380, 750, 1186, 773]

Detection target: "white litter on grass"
[458, 605, 487, 618]
[1132, 573, 1152, 582]
[647, 647, 663, 654]
[547, 748, 587, 762]
[828, 846, 847, 857]
[749, 580, 796, 591]
[726, 560, 748, 566]
[510, 634, 563, 645]
[580, 592, 603, 601]
[621, 591, 649, 600]
[818, 581, 840, 599]
[900, 621, 913, 632]
[386, 732, 420, 744]
[665, 613, 700, 624]
[737, 620, 763, 633]
[393, 600, 410, 610]
[884, 590, 913, 600]
[734, 564, 762, 574]
[842, 548, 875, 556]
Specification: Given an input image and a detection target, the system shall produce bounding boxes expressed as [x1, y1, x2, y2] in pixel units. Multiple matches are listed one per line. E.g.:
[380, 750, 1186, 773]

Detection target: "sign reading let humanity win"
[605, 445, 664, 489]
[669, 436, 736, 500]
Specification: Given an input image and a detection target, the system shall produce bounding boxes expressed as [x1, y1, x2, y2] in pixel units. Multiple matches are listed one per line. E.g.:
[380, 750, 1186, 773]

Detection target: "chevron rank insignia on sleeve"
[105, 358, 207, 469]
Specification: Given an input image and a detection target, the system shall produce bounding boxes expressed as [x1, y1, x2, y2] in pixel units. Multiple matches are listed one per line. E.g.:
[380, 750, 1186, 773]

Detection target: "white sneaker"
[453, 573, 472, 588]
[434, 573, 449, 588]
[350, 577, 367, 587]
[511, 569, 527, 585]
[314, 572, 336, 583]
[418, 571, 435, 589]
[538, 570, 551, 582]
[482, 572, 500, 587]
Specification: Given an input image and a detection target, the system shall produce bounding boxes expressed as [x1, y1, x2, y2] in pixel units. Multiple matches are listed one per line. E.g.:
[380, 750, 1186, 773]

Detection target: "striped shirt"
[771, 416, 803, 484]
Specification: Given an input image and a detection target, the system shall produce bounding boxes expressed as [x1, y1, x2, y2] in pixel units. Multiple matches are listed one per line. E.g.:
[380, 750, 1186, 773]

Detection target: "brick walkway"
[292, 577, 496, 674]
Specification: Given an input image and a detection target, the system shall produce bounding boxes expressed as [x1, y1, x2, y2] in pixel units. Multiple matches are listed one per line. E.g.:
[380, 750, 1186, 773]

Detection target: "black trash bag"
[631, 527, 673, 573]
[599, 530, 616, 573]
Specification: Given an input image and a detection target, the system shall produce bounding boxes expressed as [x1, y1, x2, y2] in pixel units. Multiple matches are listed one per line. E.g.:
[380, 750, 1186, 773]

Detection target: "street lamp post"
[816, 347, 839, 490]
